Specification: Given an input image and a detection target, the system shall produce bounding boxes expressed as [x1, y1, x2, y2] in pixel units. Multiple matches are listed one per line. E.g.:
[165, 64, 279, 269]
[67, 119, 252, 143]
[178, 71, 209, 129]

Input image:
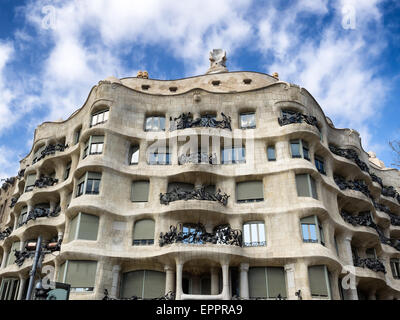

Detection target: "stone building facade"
[0, 52, 400, 300]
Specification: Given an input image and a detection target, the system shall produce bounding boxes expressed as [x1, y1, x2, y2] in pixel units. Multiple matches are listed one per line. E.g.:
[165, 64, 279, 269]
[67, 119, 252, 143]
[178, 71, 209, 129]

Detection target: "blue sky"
[0, 0, 399, 179]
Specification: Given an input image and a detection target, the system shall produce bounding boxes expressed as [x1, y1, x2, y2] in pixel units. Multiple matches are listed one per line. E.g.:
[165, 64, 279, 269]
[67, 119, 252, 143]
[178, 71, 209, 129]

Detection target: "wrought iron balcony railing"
[0, 227, 12, 241]
[353, 256, 386, 274]
[14, 238, 62, 267]
[103, 289, 175, 301]
[34, 176, 59, 189]
[334, 176, 373, 200]
[169, 112, 232, 131]
[178, 152, 217, 165]
[159, 224, 242, 247]
[278, 110, 318, 128]
[160, 186, 229, 206]
[18, 206, 61, 227]
[32, 143, 69, 164]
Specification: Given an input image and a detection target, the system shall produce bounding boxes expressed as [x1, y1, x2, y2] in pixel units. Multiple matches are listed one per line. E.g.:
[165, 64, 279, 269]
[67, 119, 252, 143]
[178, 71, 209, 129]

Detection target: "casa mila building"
[0, 49, 400, 301]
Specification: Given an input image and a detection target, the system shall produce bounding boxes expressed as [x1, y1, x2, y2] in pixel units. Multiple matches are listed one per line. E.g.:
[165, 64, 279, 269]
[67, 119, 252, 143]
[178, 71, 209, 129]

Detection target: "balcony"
[0, 227, 12, 241]
[334, 176, 373, 200]
[178, 152, 217, 165]
[18, 206, 61, 227]
[353, 256, 386, 274]
[103, 289, 175, 301]
[32, 143, 69, 164]
[14, 238, 62, 267]
[381, 185, 400, 204]
[278, 110, 318, 129]
[159, 224, 242, 247]
[169, 112, 232, 131]
[160, 185, 229, 206]
[34, 176, 59, 189]
[329, 145, 370, 173]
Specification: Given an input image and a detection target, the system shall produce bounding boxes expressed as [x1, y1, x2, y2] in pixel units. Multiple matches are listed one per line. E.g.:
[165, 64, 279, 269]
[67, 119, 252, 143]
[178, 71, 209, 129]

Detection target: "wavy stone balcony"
[0, 227, 12, 241]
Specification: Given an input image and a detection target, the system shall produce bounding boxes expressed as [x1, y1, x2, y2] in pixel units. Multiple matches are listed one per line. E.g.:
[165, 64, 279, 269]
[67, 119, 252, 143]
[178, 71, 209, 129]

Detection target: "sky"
[0, 0, 399, 180]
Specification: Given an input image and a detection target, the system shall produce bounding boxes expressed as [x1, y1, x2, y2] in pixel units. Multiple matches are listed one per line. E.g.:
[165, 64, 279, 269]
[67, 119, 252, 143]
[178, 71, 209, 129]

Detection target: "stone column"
[1, 250, 8, 268]
[175, 262, 183, 300]
[330, 270, 341, 300]
[294, 260, 311, 300]
[284, 263, 296, 300]
[110, 264, 121, 299]
[239, 263, 249, 299]
[17, 276, 27, 300]
[221, 263, 231, 300]
[164, 265, 175, 295]
[340, 235, 358, 300]
[211, 267, 219, 295]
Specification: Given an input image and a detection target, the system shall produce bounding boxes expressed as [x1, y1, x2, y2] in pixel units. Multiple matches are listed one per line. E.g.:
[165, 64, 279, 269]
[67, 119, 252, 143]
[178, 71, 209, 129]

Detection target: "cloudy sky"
[0, 0, 399, 179]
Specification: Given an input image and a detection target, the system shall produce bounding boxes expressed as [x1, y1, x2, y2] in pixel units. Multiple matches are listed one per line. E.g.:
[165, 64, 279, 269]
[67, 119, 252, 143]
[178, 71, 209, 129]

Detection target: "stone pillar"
[284, 263, 296, 300]
[175, 262, 183, 300]
[239, 263, 249, 299]
[294, 260, 311, 300]
[330, 270, 341, 300]
[221, 263, 231, 300]
[211, 267, 219, 295]
[341, 236, 358, 300]
[164, 265, 175, 294]
[17, 276, 27, 300]
[1, 251, 8, 268]
[110, 264, 121, 299]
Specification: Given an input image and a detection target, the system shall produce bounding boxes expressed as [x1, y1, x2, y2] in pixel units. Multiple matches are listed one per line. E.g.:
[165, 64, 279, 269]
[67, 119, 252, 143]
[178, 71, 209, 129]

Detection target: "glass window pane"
[258, 224, 266, 243]
[309, 225, 317, 241]
[291, 141, 301, 158]
[159, 117, 165, 131]
[251, 224, 258, 243]
[267, 146, 276, 160]
[243, 224, 250, 244]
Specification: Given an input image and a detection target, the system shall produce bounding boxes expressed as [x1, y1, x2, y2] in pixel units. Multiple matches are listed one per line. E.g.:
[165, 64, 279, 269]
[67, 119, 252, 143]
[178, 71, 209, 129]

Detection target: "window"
[25, 174, 36, 192]
[301, 216, 325, 245]
[83, 136, 104, 159]
[74, 128, 81, 145]
[390, 259, 400, 279]
[315, 156, 326, 175]
[69, 212, 99, 242]
[248, 267, 287, 299]
[7, 242, 21, 266]
[240, 113, 256, 129]
[182, 223, 203, 244]
[120, 270, 165, 299]
[365, 248, 376, 259]
[17, 207, 28, 228]
[236, 181, 264, 203]
[64, 162, 72, 181]
[129, 145, 140, 165]
[334, 236, 339, 257]
[221, 146, 246, 164]
[133, 219, 155, 245]
[76, 172, 101, 197]
[0, 279, 20, 300]
[145, 116, 165, 132]
[148, 148, 171, 165]
[243, 222, 266, 247]
[58, 260, 97, 292]
[267, 146, 276, 161]
[91, 109, 109, 127]
[131, 181, 150, 202]
[290, 140, 310, 160]
[167, 182, 194, 193]
[308, 265, 332, 299]
[32, 145, 46, 164]
[295, 174, 318, 199]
